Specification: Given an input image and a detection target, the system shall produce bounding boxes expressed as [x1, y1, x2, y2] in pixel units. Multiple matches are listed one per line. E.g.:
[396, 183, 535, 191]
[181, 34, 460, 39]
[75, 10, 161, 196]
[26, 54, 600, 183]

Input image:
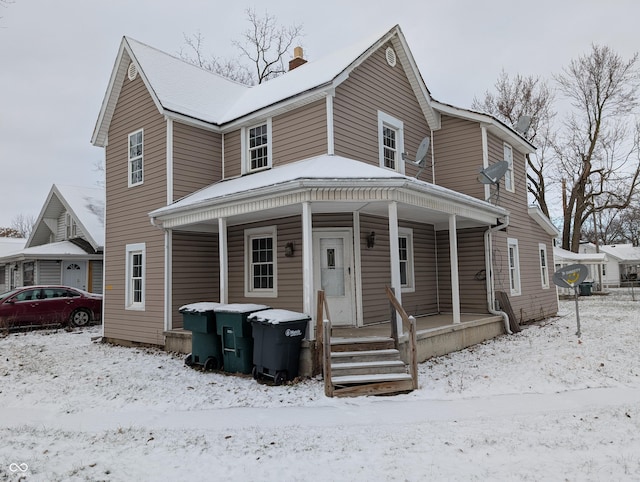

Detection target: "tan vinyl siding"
[222, 130, 241, 179]
[227, 217, 304, 311]
[333, 43, 432, 181]
[171, 231, 219, 328]
[172, 123, 222, 201]
[432, 114, 484, 199]
[103, 70, 167, 346]
[436, 227, 488, 313]
[272, 100, 327, 165]
[38, 260, 60, 285]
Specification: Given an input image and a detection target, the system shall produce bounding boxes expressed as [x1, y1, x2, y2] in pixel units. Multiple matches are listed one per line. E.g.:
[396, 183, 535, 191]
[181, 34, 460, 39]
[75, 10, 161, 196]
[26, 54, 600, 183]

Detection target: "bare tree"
[180, 8, 303, 86]
[472, 71, 556, 217]
[555, 44, 640, 251]
[11, 213, 35, 238]
[0, 227, 22, 238]
[618, 204, 640, 245]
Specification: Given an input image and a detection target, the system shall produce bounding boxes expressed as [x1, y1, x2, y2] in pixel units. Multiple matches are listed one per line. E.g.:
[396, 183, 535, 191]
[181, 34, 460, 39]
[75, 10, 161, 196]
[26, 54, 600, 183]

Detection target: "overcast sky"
[1, 0, 638, 228]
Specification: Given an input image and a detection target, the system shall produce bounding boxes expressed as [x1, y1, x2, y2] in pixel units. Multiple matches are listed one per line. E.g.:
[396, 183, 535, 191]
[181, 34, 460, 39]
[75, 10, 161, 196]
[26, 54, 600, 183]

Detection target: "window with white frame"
[128, 129, 144, 187]
[507, 238, 521, 295]
[378, 111, 404, 173]
[504, 143, 514, 192]
[539, 243, 549, 289]
[399, 228, 415, 291]
[245, 226, 277, 297]
[65, 213, 77, 239]
[243, 120, 272, 173]
[125, 243, 145, 309]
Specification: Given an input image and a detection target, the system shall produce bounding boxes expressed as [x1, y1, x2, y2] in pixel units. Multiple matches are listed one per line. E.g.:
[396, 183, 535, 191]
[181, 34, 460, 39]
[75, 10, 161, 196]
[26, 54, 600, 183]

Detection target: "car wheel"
[70, 309, 91, 327]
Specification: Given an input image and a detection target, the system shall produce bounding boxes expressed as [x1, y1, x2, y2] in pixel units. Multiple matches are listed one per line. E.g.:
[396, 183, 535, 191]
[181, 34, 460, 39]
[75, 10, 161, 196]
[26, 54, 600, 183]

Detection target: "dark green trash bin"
[215, 304, 270, 374]
[248, 309, 310, 385]
[180, 302, 222, 371]
[579, 282, 593, 296]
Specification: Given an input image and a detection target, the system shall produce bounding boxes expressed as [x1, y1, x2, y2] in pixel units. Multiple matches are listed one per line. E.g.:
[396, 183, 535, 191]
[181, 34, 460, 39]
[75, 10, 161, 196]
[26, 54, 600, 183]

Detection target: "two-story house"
[91, 25, 558, 374]
[0, 184, 104, 293]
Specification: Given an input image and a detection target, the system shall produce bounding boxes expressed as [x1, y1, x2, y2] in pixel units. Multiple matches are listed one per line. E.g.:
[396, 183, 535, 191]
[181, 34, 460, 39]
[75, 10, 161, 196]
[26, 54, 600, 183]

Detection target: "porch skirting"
[163, 315, 505, 378]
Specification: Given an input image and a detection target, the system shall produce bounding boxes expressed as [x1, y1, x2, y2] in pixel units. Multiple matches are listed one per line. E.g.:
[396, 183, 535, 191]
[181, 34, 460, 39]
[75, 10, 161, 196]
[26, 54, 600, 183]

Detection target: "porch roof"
[150, 155, 507, 231]
[0, 241, 102, 263]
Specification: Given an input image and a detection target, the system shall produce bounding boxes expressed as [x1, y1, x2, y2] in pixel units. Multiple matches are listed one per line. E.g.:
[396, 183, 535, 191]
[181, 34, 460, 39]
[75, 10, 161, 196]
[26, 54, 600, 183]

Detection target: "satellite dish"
[478, 160, 509, 185]
[414, 137, 430, 167]
[515, 116, 532, 136]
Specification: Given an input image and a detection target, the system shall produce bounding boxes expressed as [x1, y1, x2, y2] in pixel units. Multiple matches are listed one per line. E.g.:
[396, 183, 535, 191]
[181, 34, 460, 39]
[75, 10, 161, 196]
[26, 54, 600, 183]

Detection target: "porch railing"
[385, 286, 419, 390]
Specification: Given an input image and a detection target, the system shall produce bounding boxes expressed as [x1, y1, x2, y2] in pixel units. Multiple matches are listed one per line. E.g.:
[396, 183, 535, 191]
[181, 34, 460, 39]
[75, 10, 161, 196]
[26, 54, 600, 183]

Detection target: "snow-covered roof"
[27, 184, 104, 250]
[553, 246, 607, 264]
[598, 244, 640, 264]
[93, 24, 439, 146]
[0, 241, 102, 263]
[0, 238, 26, 257]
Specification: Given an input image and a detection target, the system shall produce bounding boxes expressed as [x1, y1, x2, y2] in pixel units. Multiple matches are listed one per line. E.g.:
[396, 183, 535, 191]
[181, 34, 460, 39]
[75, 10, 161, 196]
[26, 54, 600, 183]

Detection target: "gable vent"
[385, 47, 397, 67]
[127, 62, 138, 81]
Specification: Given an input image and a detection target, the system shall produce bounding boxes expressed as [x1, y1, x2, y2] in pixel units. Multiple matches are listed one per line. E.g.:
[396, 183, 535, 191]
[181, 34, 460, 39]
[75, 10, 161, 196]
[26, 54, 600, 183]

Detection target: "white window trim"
[399, 227, 415, 293]
[128, 129, 144, 187]
[539, 243, 550, 289]
[507, 238, 521, 296]
[125, 243, 145, 310]
[244, 226, 278, 298]
[378, 111, 405, 174]
[241, 119, 273, 174]
[504, 143, 514, 193]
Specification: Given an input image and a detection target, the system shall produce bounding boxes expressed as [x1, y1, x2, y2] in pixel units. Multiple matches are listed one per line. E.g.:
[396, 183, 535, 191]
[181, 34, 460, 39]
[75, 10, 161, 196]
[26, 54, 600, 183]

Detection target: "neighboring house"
[553, 245, 608, 294]
[91, 25, 558, 369]
[0, 238, 27, 292]
[580, 242, 640, 287]
[0, 185, 104, 293]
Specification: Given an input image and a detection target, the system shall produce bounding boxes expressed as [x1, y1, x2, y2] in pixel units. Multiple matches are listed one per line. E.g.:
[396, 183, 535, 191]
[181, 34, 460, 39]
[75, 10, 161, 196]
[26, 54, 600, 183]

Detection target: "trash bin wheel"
[204, 357, 219, 371]
[184, 353, 193, 367]
[251, 365, 261, 380]
[274, 370, 287, 386]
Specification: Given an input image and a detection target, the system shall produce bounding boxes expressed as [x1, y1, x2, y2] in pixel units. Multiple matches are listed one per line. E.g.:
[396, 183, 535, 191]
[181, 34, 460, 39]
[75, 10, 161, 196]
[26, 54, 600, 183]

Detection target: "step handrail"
[316, 290, 334, 396]
[385, 286, 419, 390]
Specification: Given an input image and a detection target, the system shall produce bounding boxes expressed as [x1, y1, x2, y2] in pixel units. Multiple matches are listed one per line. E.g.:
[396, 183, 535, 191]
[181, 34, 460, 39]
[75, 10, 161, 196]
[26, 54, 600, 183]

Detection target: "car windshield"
[0, 289, 21, 301]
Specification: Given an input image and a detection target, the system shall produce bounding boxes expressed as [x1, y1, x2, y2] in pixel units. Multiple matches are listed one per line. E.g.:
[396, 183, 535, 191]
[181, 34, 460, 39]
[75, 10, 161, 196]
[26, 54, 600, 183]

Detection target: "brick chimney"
[288, 46, 307, 71]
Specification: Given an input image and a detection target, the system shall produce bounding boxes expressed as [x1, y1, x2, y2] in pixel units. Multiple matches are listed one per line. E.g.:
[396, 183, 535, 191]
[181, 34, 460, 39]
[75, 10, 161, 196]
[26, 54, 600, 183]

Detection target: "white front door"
[313, 230, 355, 326]
[62, 261, 87, 290]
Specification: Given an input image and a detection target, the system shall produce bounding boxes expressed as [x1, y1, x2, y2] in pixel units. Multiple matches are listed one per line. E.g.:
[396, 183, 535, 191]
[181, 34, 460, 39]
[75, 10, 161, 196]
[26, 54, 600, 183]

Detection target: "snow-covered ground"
[1, 289, 639, 481]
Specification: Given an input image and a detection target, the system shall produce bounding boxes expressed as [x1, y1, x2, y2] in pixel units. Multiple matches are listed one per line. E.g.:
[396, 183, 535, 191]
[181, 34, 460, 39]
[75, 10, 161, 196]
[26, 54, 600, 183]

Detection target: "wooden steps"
[326, 337, 415, 397]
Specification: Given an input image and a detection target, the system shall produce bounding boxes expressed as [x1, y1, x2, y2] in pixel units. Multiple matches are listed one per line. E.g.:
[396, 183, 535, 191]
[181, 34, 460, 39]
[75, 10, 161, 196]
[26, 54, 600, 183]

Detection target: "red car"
[0, 285, 102, 330]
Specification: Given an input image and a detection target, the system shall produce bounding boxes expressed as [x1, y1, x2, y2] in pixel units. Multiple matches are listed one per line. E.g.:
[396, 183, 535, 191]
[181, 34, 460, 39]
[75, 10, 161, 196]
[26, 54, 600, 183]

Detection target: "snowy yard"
[1, 289, 639, 481]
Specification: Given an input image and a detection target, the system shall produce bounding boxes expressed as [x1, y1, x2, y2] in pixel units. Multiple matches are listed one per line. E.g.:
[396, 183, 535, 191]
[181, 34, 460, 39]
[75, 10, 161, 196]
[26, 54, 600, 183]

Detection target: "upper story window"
[378, 111, 404, 173]
[507, 238, 521, 296]
[539, 243, 549, 289]
[399, 227, 415, 292]
[242, 119, 273, 174]
[504, 143, 514, 192]
[128, 129, 144, 187]
[65, 213, 77, 239]
[245, 226, 277, 297]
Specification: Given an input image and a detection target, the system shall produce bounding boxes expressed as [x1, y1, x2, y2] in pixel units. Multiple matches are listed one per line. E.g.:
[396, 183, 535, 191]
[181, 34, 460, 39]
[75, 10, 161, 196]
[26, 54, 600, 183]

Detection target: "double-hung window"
[128, 129, 144, 187]
[243, 119, 272, 173]
[398, 228, 415, 292]
[504, 143, 514, 192]
[378, 111, 404, 173]
[539, 243, 549, 289]
[245, 226, 277, 297]
[507, 238, 521, 296]
[126, 243, 145, 310]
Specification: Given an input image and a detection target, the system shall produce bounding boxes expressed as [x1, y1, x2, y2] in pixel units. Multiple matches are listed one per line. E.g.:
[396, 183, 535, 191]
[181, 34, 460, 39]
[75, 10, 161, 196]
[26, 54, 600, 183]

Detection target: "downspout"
[485, 215, 512, 334]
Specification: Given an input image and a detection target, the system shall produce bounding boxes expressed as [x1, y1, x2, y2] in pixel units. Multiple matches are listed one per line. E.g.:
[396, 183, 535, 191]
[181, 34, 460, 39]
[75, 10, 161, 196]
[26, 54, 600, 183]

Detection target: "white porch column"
[449, 214, 461, 324]
[218, 217, 228, 304]
[388, 202, 403, 333]
[164, 229, 172, 331]
[302, 202, 314, 339]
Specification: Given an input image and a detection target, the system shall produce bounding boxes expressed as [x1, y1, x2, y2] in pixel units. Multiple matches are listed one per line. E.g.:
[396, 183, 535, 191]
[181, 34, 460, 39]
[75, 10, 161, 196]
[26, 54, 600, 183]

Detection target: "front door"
[313, 230, 355, 326]
[62, 261, 87, 290]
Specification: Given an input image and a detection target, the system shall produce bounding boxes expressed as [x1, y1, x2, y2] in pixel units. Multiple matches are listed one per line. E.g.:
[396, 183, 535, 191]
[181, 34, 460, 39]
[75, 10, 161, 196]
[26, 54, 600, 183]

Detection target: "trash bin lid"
[179, 302, 222, 314]
[214, 303, 270, 314]
[248, 309, 310, 325]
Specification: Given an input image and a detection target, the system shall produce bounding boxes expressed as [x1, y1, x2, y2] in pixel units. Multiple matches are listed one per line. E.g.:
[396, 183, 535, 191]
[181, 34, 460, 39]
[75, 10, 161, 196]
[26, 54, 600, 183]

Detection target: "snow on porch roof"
[554, 246, 607, 264]
[149, 155, 507, 222]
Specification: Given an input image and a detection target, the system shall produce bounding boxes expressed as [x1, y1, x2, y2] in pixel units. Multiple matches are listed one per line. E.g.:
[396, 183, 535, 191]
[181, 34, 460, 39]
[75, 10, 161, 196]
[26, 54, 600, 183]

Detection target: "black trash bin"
[248, 309, 310, 385]
[215, 304, 270, 374]
[180, 302, 222, 371]
[579, 282, 593, 296]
